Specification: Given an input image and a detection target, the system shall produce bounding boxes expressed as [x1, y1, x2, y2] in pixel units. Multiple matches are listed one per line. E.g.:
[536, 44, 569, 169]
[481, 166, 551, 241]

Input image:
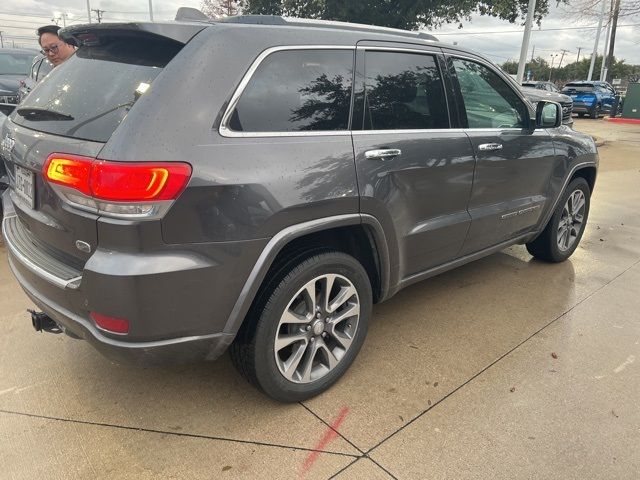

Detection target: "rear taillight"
[43, 153, 192, 218]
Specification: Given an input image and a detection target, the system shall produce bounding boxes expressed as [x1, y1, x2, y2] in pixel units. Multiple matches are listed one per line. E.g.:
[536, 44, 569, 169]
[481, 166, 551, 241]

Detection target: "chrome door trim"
[219, 45, 356, 139]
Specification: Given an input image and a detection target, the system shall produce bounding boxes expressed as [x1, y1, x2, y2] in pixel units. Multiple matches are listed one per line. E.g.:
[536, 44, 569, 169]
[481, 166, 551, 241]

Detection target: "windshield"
[10, 38, 181, 142]
[0, 52, 37, 75]
[563, 84, 595, 93]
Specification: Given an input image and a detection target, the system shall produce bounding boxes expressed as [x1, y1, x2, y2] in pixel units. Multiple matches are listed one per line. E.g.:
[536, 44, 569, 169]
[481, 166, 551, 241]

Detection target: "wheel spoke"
[318, 341, 339, 370]
[275, 332, 308, 352]
[572, 194, 585, 215]
[329, 302, 359, 325]
[332, 330, 354, 351]
[303, 282, 317, 314]
[300, 341, 320, 382]
[323, 274, 336, 313]
[328, 285, 357, 313]
[281, 309, 309, 325]
[281, 343, 307, 381]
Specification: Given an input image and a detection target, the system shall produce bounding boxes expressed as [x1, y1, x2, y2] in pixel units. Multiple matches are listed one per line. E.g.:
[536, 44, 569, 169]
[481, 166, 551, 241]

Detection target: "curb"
[604, 117, 640, 125]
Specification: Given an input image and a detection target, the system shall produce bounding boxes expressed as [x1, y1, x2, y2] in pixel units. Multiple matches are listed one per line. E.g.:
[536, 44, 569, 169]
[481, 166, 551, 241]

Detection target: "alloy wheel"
[274, 274, 360, 384]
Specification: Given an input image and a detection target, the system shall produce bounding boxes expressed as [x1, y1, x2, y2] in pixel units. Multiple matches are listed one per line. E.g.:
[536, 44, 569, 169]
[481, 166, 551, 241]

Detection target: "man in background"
[37, 25, 75, 67]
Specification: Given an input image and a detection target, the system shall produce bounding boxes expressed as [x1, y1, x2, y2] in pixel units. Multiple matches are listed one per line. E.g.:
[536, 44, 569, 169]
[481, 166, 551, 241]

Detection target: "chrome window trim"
[219, 45, 356, 139]
[2, 215, 82, 290]
[352, 127, 525, 136]
[355, 45, 441, 54]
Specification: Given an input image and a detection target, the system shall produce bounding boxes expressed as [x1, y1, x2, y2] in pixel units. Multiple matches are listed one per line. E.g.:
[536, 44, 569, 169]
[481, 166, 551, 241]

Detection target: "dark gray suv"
[1, 15, 598, 402]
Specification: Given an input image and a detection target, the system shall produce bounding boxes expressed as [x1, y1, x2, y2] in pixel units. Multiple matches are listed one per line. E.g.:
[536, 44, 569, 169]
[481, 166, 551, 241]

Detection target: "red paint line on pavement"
[301, 407, 350, 476]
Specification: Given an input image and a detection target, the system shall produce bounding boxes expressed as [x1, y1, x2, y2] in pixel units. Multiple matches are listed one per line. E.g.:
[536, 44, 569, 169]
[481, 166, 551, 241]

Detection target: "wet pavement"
[1, 118, 639, 479]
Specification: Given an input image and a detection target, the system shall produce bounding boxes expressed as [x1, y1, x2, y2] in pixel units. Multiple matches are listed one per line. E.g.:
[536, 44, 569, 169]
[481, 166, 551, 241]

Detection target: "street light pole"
[517, 0, 537, 84]
[148, 0, 154, 21]
[587, 0, 607, 81]
[86, 0, 92, 23]
[549, 54, 558, 81]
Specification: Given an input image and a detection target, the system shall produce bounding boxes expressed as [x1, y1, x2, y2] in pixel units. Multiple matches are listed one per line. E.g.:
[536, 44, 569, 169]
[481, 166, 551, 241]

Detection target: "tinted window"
[229, 50, 353, 132]
[361, 51, 448, 130]
[453, 58, 527, 129]
[12, 38, 181, 142]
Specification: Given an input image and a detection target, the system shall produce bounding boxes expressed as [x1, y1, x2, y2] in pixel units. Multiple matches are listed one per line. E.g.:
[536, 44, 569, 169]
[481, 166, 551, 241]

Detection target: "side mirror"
[536, 101, 562, 128]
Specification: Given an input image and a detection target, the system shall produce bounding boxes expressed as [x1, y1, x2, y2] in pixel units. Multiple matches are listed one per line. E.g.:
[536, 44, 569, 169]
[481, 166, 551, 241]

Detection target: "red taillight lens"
[44, 155, 92, 196]
[90, 312, 129, 334]
[43, 154, 192, 202]
[91, 161, 191, 201]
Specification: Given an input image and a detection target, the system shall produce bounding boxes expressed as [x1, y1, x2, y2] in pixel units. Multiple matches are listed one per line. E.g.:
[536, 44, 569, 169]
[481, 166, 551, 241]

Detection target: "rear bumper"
[10, 256, 234, 364]
[2, 189, 266, 364]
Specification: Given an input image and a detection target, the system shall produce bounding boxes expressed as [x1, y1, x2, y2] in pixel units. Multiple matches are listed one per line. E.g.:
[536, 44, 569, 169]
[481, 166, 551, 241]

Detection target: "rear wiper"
[16, 107, 74, 121]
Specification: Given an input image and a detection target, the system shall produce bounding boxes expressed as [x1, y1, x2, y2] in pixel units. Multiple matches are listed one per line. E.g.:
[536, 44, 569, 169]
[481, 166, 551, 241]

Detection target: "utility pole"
[0, 31, 4, 48]
[600, 0, 613, 80]
[604, 0, 620, 83]
[549, 54, 559, 81]
[92, 9, 105, 23]
[587, 0, 606, 81]
[86, 0, 92, 23]
[576, 47, 583, 63]
[517, 0, 537, 84]
[148, 0, 154, 21]
[558, 49, 570, 69]
[531, 45, 536, 62]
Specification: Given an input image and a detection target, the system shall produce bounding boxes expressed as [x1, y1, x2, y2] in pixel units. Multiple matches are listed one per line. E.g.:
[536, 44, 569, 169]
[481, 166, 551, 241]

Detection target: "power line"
[433, 23, 640, 36]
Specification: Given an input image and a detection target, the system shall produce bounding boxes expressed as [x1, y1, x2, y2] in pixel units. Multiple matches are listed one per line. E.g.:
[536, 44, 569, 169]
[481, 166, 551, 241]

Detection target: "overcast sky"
[2, 0, 639, 65]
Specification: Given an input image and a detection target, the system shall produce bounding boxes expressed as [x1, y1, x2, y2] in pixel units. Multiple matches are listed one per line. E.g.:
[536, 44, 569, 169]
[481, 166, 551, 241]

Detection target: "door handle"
[365, 149, 402, 160]
[478, 143, 503, 152]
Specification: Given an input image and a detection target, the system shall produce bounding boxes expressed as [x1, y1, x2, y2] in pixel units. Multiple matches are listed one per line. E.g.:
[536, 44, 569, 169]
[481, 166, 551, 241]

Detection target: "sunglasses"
[41, 43, 61, 56]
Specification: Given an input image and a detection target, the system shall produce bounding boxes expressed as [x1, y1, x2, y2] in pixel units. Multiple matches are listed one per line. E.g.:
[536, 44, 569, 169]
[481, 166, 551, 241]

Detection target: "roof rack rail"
[216, 15, 438, 41]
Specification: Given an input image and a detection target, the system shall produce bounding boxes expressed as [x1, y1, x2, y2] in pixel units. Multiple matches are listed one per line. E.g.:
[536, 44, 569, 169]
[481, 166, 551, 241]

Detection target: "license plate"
[15, 165, 35, 209]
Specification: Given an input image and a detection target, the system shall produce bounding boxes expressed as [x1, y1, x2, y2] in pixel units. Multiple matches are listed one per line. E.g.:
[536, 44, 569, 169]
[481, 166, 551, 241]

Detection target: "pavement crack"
[299, 402, 365, 455]
[0, 408, 359, 459]
[363, 256, 640, 456]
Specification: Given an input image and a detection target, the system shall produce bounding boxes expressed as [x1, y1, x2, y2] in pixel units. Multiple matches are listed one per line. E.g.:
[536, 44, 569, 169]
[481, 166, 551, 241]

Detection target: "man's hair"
[37, 25, 61, 45]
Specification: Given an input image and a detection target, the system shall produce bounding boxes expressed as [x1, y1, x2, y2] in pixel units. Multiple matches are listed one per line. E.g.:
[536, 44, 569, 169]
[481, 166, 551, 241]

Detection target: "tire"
[230, 251, 372, 402]
[526, 177, 591, 263]
[589, 103, 601, 119]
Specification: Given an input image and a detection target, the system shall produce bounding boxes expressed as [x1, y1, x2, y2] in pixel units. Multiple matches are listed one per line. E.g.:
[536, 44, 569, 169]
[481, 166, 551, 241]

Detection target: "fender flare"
[222, 213, 392, 335]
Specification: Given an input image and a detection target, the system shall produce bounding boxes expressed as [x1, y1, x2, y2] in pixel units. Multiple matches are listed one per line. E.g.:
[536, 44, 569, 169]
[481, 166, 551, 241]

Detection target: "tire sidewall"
[253, 252, 372, 402]
[548, 178, 591, 261]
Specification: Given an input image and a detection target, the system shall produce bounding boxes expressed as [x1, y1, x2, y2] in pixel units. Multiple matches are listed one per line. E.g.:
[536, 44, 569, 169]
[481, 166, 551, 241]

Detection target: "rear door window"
[227, 49, 354, 133]
[452, 58, 527, 129]
[12, 37, 181, 142]
[359, 51, 449, 130]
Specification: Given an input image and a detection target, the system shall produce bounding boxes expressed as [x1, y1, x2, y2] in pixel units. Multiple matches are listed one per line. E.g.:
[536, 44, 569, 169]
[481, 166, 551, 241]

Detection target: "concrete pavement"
[1, 118, 639, 479]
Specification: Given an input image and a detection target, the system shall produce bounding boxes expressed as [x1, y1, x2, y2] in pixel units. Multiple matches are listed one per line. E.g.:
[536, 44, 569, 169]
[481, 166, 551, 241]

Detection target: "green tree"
[244, 0, 566, 30]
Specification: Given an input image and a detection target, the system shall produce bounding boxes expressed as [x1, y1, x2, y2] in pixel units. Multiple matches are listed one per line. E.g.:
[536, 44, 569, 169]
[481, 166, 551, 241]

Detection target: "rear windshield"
[11, 37, 181, 142]
[562, 84, 595, 93]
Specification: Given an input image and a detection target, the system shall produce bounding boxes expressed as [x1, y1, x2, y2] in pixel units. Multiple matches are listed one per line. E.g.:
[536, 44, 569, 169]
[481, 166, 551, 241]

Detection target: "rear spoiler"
[60, 22, 207, 47]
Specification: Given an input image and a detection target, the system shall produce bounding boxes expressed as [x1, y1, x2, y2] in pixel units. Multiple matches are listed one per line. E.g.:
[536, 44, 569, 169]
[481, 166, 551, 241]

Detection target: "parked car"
[521, 84, 574, 127]
[17, 55, 53, 103]
[0, 48, 39, 115]
[522, 81, 560, 93]
[562, 81, 617, 118]
[1, 15, 598, 402]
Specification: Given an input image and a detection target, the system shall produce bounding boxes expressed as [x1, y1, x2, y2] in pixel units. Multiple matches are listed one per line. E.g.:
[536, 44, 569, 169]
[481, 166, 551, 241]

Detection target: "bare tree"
[562, 0, 639, 21]
[201, 0, 245, 18]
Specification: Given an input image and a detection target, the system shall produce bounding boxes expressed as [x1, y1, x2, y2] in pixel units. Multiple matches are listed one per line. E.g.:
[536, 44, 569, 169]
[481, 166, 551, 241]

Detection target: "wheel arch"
[222, 215, 391, 337]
